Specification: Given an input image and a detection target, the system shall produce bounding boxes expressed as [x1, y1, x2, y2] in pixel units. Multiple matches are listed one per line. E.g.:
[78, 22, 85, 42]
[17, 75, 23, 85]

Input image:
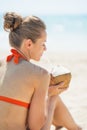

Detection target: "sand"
[32, 51, 87, 130]
[0, 50, 87, 130]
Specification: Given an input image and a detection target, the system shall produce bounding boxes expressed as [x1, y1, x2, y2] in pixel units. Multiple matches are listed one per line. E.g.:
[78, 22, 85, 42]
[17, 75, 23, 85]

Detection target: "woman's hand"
[48, 82, 67, 97]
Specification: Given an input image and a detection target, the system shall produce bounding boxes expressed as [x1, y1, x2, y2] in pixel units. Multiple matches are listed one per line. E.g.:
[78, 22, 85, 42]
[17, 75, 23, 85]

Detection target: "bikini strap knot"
[6, 49, 26, 64]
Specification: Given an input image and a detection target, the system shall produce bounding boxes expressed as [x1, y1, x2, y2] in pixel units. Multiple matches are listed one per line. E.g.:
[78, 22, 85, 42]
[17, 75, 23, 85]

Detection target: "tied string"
[6, 49, 27, 64]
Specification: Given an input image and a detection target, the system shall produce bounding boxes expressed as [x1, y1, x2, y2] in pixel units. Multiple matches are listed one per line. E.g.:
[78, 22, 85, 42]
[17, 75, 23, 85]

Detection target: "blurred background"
[0, 0, 87, 129]
[0, 0, 87, 52]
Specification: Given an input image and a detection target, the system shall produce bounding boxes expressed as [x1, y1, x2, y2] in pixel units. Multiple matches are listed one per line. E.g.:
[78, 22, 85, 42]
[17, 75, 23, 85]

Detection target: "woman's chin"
[32, 57, 41, 61]
[36, 58, 40, 61]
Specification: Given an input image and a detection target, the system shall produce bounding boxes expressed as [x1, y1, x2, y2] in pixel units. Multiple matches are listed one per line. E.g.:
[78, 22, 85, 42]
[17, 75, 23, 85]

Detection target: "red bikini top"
[0, 96, 30, 108]
[0, 49, 30, 108]
[6, 48, 27, 64]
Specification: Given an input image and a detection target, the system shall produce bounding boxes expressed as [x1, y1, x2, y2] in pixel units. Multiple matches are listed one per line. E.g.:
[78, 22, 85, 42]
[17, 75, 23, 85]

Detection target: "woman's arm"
[41, 95, 58, 130]
[27, 70, 50, 130]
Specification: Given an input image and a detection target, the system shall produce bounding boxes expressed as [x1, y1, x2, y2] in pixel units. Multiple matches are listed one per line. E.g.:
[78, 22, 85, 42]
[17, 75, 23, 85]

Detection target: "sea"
[0, 12, 87, 52]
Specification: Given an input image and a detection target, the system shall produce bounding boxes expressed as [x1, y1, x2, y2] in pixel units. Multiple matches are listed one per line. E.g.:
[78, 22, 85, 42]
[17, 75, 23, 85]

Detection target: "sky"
[0, 0, 87, 15]
[0, 0, 87, 52]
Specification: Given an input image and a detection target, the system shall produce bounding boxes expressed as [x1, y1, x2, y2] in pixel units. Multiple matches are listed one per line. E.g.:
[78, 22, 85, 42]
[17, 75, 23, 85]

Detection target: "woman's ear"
[25, 39, 33, 49]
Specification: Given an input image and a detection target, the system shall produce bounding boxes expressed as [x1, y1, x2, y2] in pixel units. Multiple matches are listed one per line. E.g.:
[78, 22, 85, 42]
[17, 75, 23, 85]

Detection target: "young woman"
[0, 12, 81, 130]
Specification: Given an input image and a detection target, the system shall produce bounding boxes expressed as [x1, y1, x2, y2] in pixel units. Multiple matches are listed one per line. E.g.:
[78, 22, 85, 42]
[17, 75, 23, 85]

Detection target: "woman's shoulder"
[21, 60, 50, 78]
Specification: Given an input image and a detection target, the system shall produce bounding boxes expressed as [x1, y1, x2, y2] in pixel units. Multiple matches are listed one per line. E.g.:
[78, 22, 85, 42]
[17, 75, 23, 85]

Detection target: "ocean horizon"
[0, 12, 87, 52]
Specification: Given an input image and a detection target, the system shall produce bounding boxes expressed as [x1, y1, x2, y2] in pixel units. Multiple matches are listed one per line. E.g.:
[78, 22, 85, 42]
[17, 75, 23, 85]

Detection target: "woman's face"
[30, 31, 47, 61]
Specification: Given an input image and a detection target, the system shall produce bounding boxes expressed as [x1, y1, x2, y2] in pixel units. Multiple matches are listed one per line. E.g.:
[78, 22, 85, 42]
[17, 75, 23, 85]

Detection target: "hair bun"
[4, 12, 22, 31]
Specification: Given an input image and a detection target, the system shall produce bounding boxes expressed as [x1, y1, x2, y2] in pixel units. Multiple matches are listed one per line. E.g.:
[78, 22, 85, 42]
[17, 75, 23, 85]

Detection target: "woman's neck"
[14, 47, 30, 61]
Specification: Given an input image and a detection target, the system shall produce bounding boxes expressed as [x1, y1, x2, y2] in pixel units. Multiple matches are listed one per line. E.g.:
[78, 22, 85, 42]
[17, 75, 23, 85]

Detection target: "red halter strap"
[5, 49, 30, 108]
[0, 96, 30, 108]
[6, 49, 27, 64]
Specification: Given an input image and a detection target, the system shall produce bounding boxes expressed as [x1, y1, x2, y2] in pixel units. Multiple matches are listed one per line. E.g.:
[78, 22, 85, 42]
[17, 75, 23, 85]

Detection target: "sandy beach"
[41, 51, 87, 130]
[0, 50, 87, 130]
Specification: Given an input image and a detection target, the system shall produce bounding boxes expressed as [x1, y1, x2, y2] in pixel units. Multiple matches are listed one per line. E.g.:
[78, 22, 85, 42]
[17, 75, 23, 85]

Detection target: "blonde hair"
[4, 12, 46, 48]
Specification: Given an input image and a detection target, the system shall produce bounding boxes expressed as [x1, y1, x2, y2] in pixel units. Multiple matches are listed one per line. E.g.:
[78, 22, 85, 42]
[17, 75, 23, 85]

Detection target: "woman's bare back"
[0, 59, 49, 130]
